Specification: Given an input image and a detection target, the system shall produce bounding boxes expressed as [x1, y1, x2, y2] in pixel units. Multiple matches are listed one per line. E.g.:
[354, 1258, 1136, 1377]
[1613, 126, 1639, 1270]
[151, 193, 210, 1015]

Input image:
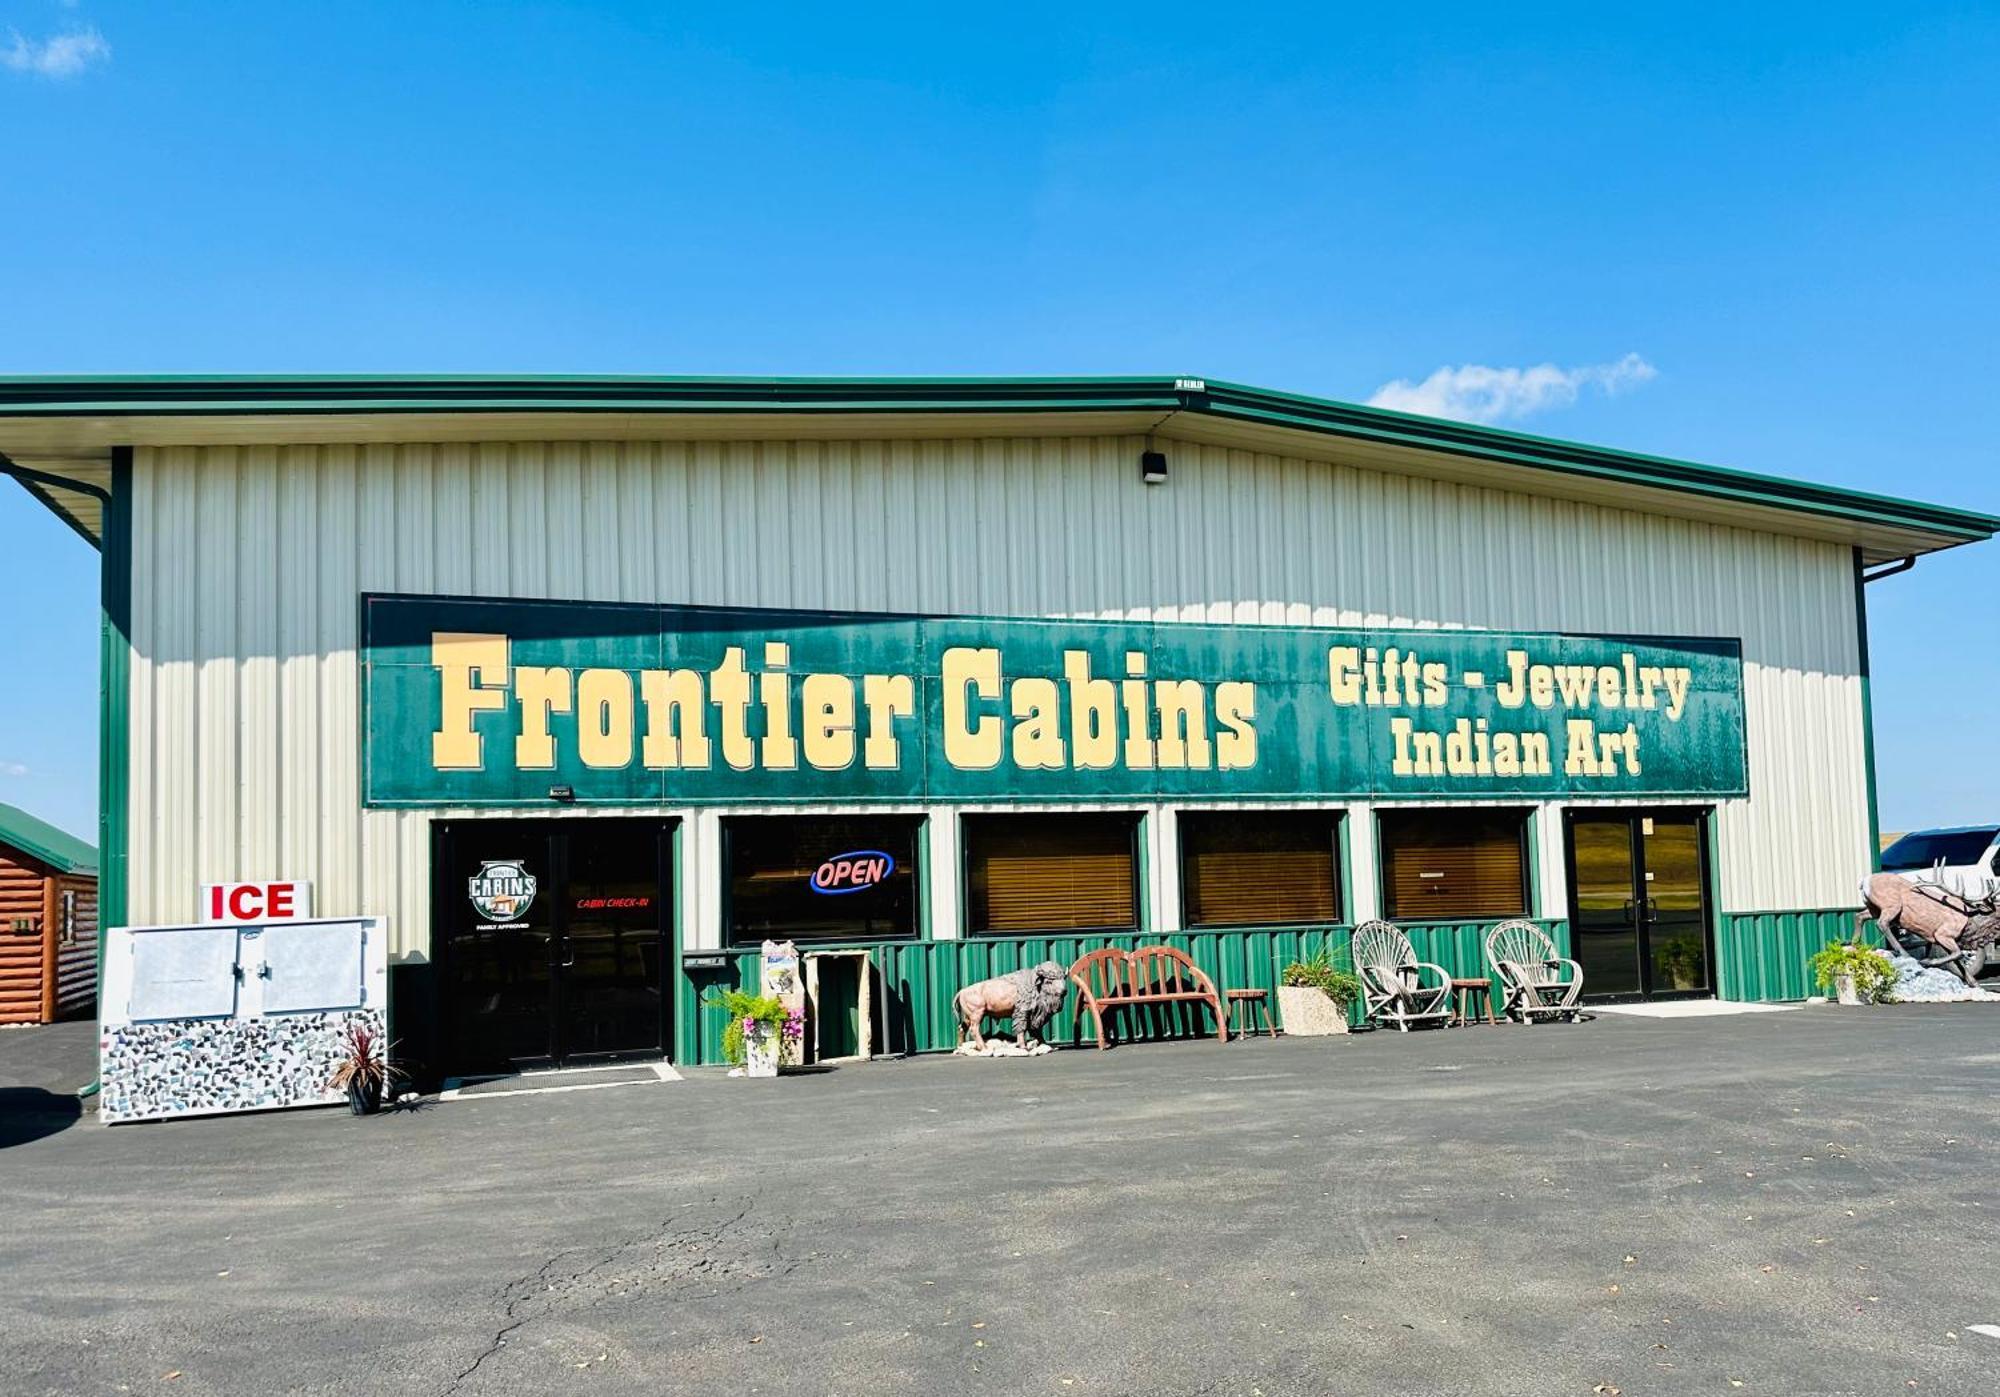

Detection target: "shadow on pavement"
[0, 1087, 83, 1149]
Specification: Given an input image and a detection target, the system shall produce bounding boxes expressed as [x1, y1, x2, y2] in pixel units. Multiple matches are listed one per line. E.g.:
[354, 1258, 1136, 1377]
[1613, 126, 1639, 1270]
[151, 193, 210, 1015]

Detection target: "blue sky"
[2, 2, 1996, 839]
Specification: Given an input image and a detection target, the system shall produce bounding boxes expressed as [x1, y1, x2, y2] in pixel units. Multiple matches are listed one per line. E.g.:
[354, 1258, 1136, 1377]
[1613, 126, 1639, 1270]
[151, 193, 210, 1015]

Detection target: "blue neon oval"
[807, 850, 896, 895]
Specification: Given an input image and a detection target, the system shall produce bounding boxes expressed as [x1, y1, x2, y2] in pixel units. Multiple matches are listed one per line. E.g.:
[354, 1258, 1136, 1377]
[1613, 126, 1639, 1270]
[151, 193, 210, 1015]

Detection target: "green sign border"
[361, 592, 1749, 808]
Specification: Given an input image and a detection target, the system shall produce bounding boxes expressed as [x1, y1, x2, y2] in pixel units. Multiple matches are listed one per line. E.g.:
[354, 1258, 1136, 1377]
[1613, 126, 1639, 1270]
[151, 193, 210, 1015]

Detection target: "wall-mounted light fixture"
[1140, 448, 1168, 485]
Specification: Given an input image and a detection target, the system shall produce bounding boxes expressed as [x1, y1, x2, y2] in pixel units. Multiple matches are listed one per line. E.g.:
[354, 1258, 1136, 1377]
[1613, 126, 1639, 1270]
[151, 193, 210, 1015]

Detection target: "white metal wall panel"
[123, 435, 1869, 958]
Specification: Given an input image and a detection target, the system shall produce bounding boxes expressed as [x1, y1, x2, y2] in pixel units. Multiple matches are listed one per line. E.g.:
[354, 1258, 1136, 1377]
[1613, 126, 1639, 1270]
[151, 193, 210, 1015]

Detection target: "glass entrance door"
[1564, 810, 1714, 1000]
[435, 819, 673, 1075]
[561, 823, 670, 1063]
[439, 823, 559, 1067]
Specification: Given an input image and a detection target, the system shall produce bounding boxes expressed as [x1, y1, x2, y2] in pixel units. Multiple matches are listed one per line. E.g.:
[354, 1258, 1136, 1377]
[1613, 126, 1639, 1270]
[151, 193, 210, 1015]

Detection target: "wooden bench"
[1069, 946, 1229, 1050]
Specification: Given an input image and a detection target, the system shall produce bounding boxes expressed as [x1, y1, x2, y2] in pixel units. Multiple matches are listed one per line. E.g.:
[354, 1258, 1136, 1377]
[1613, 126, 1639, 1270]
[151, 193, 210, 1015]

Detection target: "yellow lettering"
[861, 673, 915, 769]
[1121, 652, 1154, 770]
[1065, 651, 1118, 771]
[1390, 715, 1415, 776]
[942, 646, 1003, 770]
[514, 666, 572, 769]
[1564, 717, 1600, 776]
[431, 631, 509, 769]
[640, 668, 710, 769]
[1422, 662, 1448, 706]
[800, 672, 856, 771]
[1010, 676, 1064, 770]
[576, 668, 633, 769]
[1520, 732, 1551, 775]
[711, 647, 755, 771]
[1662, 667, 1691, 721]
[758, 642, 797, 771]
[1153, 679, 1211, 769]
[1328, 646, 1363, 706]
[1215, 681, 1257, 771]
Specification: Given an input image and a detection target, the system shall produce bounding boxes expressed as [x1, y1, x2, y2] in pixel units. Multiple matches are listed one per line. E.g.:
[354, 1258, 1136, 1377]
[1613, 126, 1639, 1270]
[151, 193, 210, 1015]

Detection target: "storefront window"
[1180, 810, 1341, 927]
[1378, 810, 1529, 920]
[964, 813, 1140, 936]
[724, 816, 923, 945]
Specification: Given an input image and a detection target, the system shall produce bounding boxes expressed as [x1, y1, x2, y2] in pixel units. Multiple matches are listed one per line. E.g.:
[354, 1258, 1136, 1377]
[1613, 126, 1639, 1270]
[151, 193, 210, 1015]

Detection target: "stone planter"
[1276, 986, 1351, 1036]
[743, 1022, 780, 1077]
[1834, 973, 1862, 1006]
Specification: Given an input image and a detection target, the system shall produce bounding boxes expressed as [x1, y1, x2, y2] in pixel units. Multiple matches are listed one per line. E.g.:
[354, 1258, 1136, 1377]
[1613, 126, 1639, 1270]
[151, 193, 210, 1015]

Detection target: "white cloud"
[1367, 352, 1657, 426]
[0, 760, 27, 778]
[3, 26, 111, 79]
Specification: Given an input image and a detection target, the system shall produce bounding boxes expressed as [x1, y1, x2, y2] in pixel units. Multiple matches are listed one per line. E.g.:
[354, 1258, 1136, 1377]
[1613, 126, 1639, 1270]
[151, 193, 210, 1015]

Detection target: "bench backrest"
[1125, 945, 1215, 1000]
[1070, 947, 1131, 1001]
[1068, 945, 1221, 1001]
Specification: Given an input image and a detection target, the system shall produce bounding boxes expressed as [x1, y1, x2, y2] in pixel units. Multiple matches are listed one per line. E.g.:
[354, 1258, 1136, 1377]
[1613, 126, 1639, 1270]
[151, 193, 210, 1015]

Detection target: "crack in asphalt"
[438, 1193, 807, 1394]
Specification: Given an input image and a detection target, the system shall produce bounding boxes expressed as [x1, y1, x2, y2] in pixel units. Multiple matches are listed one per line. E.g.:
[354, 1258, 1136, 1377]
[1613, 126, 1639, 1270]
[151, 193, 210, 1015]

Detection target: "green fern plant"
[704, 986, 794, 1066]
[1808, 939, 1896, 1002]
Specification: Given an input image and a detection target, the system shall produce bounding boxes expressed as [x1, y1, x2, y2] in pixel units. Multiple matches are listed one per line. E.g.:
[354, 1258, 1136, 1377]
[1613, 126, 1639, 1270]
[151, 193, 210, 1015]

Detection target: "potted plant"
[1277, 953, 1363, 1036]
[1657, 934, 1704, 991]
[706, 987, 805, 1077]
[1808, 939, 1896, 1005]
[326, 1021, 401, 1115]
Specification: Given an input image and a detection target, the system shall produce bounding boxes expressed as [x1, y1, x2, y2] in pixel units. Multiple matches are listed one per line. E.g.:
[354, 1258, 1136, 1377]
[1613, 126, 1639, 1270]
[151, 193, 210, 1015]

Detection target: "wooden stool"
[1449, 977, 1496, 1027]
[1225, 987, 1277, 1040]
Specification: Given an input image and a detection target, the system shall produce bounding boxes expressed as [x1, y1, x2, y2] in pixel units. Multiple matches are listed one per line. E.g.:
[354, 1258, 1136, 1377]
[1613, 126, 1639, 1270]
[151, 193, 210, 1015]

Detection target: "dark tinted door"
[560, 822, 669, 1061]
[439, 822, 559, 1070]
[436, 819, 673, 1075]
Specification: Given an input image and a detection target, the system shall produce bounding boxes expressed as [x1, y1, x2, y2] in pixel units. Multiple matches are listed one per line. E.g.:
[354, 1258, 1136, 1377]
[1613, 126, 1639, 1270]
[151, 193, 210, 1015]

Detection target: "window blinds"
[1180, 812, 1340, 927]
[1379, 812, 1528, 920]
[966, 816, 1139, 934]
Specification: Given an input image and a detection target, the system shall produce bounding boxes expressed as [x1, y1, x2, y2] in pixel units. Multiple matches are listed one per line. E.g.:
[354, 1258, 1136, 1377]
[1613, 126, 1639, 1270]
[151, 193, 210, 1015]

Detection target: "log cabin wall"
[50, 875, 99, 1020]
[0, 846, 51, 1024]
[0, 847, 99, 1025]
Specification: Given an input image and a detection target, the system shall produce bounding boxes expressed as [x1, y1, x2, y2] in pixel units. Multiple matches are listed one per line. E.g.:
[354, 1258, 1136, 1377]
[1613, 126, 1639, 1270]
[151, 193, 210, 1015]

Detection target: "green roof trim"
[0, 373, 1992, 546]
[0, 801, 97, 876]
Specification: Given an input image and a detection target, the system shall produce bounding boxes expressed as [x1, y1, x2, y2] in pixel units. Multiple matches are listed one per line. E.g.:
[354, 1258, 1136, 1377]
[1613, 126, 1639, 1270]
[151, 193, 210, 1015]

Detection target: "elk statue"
[1860, 871, 2000, 985]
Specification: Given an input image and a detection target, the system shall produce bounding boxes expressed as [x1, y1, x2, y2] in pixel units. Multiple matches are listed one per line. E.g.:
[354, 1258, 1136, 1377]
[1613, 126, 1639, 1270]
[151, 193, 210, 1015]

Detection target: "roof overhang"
[1, 374, 1991, 566]
[0, 802, 97, 877]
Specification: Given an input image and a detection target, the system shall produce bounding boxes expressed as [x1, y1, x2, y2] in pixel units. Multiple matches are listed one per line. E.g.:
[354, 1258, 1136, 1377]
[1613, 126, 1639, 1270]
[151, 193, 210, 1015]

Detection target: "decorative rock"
[1883, 951, 2000, 1004]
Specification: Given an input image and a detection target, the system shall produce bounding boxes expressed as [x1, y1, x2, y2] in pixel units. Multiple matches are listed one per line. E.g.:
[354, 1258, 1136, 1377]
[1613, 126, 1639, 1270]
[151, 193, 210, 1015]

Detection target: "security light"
[1141, 449, 1168, 485]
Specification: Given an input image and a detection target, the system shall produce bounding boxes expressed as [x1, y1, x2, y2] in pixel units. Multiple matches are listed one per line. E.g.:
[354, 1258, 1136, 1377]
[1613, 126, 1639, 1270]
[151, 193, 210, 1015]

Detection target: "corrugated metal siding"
[0, 849, 48, 1024]
[1717, 908, 1874, 1002]
[124, 436, 1871, 958]
[1401, 918, 1573, 982]
[675, 925, 1337, 1066]
[671, 917, 1573, 1066]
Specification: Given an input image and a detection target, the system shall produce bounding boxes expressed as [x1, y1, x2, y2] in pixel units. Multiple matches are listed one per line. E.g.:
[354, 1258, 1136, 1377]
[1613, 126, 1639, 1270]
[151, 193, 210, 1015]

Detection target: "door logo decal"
[469, 860, 538, 922]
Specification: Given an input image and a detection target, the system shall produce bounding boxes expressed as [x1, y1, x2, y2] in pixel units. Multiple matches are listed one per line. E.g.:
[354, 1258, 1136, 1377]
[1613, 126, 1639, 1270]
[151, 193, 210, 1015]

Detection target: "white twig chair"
[1351, 921, 1454, 1031]
[1483, 920, 1584, 1023]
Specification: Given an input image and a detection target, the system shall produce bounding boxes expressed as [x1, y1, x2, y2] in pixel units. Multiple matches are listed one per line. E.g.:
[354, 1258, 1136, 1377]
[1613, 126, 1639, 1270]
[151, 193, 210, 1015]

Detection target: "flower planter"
[743, 1021, 780, 1077]
[1277, 986, 1351, 1036]
[346, 1078, 381, 1116]
[1834, 973, 1862, 1006]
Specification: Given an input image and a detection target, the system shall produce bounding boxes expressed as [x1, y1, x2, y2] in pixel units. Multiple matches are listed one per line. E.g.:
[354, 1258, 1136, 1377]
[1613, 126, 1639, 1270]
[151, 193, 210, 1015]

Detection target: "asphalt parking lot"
[3, 1006, 1998, 1397]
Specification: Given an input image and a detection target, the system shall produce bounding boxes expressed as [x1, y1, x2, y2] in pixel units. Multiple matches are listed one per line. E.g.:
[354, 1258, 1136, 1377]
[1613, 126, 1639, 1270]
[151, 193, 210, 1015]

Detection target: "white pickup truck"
[1880, 826, 2000, 896]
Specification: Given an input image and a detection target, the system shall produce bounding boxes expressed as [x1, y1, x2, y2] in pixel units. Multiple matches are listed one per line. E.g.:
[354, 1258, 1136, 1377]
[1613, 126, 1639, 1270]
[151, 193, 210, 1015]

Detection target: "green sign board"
[361, 593, 1748, 807]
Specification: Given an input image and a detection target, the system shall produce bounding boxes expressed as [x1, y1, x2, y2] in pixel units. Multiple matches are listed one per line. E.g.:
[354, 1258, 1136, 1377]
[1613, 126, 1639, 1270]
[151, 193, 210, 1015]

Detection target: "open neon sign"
[808, 851, 895, 895]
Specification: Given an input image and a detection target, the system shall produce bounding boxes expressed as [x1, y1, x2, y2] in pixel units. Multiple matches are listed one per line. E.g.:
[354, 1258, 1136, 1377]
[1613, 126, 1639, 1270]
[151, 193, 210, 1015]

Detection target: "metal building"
[3, 376, 1992, 1076]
